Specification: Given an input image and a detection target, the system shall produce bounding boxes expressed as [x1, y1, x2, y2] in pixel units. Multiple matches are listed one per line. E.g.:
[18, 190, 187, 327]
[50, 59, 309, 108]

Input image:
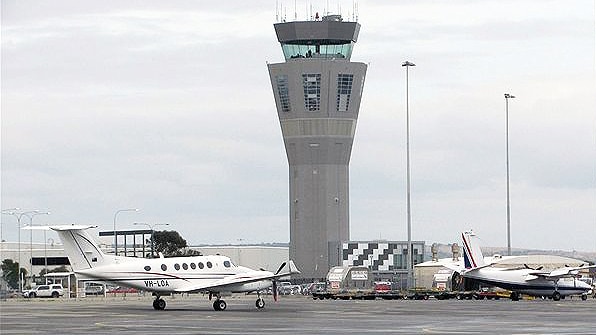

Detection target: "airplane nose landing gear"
[255, 297, 265, 309]
[255, 291, 265, 309]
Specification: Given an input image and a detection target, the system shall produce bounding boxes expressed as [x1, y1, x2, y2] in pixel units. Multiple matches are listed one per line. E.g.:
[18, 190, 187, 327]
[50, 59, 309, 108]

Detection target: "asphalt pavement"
[1, 294, 594, 334]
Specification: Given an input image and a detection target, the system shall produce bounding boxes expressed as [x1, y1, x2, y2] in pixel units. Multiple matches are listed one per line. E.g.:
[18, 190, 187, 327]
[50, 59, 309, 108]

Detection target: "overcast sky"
[2, 0, 595, 252]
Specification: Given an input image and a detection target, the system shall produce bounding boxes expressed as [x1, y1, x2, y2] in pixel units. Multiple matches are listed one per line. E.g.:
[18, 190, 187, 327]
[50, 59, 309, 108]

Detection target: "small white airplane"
[444, 230, 594, 301]
[51, 225, 300, 310]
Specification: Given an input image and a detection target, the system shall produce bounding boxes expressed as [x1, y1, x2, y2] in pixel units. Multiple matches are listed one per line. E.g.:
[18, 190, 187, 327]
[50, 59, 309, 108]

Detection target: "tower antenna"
[276, 0, 279, 22]
[294, 0, 297, 21]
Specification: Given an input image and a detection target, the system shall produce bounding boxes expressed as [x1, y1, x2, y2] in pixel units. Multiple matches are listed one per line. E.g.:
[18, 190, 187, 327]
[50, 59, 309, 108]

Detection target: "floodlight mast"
[402, 61, 416, 289]
[504, 93, 515, 256]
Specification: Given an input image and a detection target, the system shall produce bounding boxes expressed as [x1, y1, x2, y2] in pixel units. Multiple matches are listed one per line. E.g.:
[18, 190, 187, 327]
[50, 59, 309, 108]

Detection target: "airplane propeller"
[275, 262, 287, 275]
[271, 262, 287, 302]
[272, 280, 278, 302]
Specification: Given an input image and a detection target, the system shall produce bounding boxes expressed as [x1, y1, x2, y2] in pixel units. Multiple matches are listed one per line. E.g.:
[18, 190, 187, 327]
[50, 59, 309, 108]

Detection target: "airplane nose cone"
[579, 281, 591, 289]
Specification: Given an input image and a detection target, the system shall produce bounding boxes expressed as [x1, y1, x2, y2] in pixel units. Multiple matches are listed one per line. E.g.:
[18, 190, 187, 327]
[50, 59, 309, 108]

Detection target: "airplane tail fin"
[462, 230, 485, 270]
[50, 225, 109, 271]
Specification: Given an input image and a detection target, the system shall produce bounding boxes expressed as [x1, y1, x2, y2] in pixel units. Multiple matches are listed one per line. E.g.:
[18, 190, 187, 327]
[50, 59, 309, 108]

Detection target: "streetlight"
[402, 60, 415, 289]
[504, 93, 515, 256]
[24, 211, 50, 286]
[2, 209, 39, 292]
[134, 222, 169, 258]
[113, 208, 139, 256]
[1, 208, 20, 243]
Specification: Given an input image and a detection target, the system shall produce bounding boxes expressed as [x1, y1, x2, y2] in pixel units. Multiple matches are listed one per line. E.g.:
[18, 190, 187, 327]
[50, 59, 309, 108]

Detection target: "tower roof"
[274, 19, 360, 44]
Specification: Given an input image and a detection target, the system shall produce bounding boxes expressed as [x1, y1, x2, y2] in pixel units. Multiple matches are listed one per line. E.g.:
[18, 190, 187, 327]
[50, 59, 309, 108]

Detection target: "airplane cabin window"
[198, 262, 204, 269]
[182, 263, 188, 270]
[190, 263, 196, 269]
[223, 261, 231, 268]
[206, 261, 213, 268]
[144, 266, 151, 271]
[161, 264, 167, 271]
[174, 263, 180, 270]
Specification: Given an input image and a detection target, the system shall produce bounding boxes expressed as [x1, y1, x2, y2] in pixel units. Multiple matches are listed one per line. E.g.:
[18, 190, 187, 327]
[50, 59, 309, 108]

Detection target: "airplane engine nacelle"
[227, 280, 273, 293]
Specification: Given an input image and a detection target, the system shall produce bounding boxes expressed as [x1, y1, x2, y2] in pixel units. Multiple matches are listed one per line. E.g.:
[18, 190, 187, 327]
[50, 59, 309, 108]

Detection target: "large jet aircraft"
[444, 230, 594, 301]
[51, 225, 300, 310]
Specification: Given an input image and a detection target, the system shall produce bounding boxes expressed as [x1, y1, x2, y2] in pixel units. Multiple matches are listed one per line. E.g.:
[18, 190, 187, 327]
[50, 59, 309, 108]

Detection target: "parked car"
[23, 284, 64, 298]
[302, 282, 326, 295]
[84, 283, 105, 295]
[106, 286, 139, 294]
[277, 281, 301, 295]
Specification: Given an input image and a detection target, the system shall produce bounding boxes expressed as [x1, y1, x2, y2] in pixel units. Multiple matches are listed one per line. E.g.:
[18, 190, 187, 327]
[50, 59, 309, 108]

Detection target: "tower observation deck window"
[276, 75, 291, 112]
[302, 74, 321, 111]
[282, 41, 354, 60]
[336, 74, 354, 112]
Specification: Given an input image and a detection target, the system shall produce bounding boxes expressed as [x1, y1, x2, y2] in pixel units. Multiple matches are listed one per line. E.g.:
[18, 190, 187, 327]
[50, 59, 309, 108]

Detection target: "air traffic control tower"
[268, 15, 367, 279]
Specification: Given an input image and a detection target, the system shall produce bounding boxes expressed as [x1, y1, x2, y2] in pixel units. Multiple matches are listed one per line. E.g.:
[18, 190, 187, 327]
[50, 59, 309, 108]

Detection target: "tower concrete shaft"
[268, 15, 367, 279]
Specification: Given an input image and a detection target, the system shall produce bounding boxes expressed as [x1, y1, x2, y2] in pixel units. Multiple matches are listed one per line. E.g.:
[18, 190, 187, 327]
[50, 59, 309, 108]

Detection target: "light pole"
[24, 211, 50, 285]
[402, 60, 415, 289]
[133, 222, 168, 258]
[504, 93, 515, 256]
[113, 208, 139, 256]
[2, 209, 39, 292]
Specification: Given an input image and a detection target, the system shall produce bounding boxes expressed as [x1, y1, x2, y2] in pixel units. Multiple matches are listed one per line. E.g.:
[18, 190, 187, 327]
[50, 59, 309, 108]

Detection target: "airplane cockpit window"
[198, 262, 204, 269]
[174, 263, 180, 270]
[190, 263, 196, 269]
[223, 261, 231, 268]
[182, 263, 188, 270]
[144, 266, 151, 271]
[161, 264, 167, 271]
[206, 261, 213, 268]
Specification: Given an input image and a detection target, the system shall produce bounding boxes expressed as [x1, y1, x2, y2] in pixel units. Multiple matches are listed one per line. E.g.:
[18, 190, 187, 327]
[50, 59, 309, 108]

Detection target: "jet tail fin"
[50, 225, 109, 271]
[462, 230, 485, 270]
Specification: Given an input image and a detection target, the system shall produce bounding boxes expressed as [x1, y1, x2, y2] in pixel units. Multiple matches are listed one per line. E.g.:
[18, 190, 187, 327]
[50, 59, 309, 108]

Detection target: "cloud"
[2, 0, 594, 252]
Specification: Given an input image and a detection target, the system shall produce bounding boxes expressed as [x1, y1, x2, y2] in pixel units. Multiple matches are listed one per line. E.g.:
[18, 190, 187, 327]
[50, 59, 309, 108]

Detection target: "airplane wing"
[174, 260, 300, 293]
[525, 264, 596, 281]
[440, 261, 465, 273]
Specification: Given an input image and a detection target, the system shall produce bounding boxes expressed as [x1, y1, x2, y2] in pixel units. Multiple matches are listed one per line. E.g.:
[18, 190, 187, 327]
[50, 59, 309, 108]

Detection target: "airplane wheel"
[581, 294, 587, 301]
[510, 292, 519, 301]
[255, 298, 265, 309]
[155, 298, 166, 310]
[213, 299, 226, 311]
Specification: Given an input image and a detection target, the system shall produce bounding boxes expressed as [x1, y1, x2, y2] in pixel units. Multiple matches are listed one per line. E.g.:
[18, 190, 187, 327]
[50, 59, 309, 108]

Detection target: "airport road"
[1, 295, 595, 334]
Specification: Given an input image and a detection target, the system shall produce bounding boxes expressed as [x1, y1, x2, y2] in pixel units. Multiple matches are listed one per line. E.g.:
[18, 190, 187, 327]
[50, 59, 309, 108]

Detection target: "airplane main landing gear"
[153, 297, 166, 310]
[510, 292, 520, 301]
[213, 299, 227, 311]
